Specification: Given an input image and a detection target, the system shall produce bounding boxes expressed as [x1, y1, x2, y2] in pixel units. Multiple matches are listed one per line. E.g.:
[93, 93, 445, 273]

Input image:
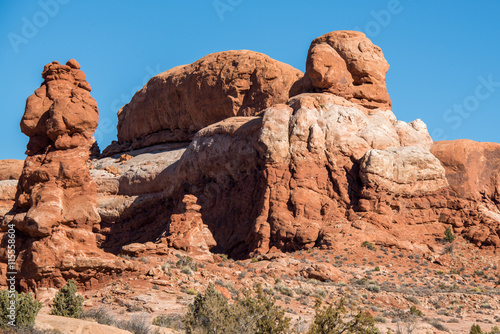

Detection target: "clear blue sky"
[1, 1, 499, 160]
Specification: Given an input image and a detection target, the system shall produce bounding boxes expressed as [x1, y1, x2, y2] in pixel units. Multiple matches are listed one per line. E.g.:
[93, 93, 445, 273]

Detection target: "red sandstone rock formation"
[431, 140, 500, 247]
[167, 194, 216, 252]
[111, 50, 303, 153]
[95, 31, 499, 261]
[0, 60, 129, 290]
[14, 59, 100, 237]
[2, 31, 499, 291]
[300, 31, 392, 110]
[0, 160, 24, 181]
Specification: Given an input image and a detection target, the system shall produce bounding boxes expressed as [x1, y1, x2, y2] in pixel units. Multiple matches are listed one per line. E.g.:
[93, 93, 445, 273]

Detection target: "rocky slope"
[0, 30, 498, 302]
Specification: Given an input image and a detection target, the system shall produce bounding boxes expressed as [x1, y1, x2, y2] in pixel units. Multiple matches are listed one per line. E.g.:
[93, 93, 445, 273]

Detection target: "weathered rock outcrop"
[0, 159, 24, 180]
[300, 31, 392, 110]
[431, 140, 500, 204]
[112, 50, 303, 153]
[431, 140, 500, 247]
[2, 31, 499, 291]
[0, 160, 22, 222]
[96, 31, 499, 261]
[0, 60, 130, 290]
[13, 59, 100, 237]
[166, 194, 216, 252]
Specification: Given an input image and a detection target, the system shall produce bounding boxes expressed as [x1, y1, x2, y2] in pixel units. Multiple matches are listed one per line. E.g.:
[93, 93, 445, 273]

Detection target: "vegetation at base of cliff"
[177, 283, 380, 334]
[50, 279, 84, 318]
[0, 289, 42, 330]
[307, 298, 379, 334]
[183, 283, 291, 334]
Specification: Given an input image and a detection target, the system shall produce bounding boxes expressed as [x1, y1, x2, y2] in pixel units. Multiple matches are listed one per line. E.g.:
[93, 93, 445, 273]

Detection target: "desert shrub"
[176, 256, 198, 271]
[83, 309, 153, 334]
[428, 320, 448, 332]
[181, 266, 193, 275]
[312, 289, 327, 300]
[51, 279, 84, 318]
[118, 314, 151, 334]
[0, 289, 42, 329]
[153, 314, 184, 330]
[183, 283, 291, 334]
[307, 298, 379, 334]
[274, 282, 294, 297]
[81, 308, 115, 325]
[443, 227, 456, 243]
[366, 284, 380, 293]
[361, 241, 377, 251]
[405, 296, 419, 305]
[409, 306, 423, 317]
[474, 270, 485, 277]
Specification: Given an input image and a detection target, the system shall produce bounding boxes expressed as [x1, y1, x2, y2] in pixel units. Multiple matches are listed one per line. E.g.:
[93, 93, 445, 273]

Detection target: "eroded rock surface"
[1, 31, 499, 292]
[0, 60, 130, 290]
[300, 31, 392, 110]
[113, 50, 303, 153]
[431, 140, 500, 247]
[0, 159, 24, 180]
[96, 31, 499, 260]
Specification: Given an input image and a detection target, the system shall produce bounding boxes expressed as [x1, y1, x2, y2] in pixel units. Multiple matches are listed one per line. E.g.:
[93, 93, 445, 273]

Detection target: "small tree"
[470, 324, 482, 334]
[307, 298, 380, 334]
[490, 326, 500, 334]
[443, 227, 456, 243]
[0, 289, 42, 329]
[183, 283, 233, 334]
[183, 283, 291, 334]
[51, 279, 84, 318]
[234, 285, 291, 334]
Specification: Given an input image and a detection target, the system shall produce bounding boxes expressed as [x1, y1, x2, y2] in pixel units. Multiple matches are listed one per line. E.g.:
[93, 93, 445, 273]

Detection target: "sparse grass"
[83, 309, 153, 334]
[152, 314, 184, 330]
[176, 256, 197, 271]
[366, 284, 380, 293]
[405, 296, 420, 305]
[119, 314, 151, 334]
[274, 282, 294, 297]
[428, 319, 449, 332]
[82, 308, 116, 325]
